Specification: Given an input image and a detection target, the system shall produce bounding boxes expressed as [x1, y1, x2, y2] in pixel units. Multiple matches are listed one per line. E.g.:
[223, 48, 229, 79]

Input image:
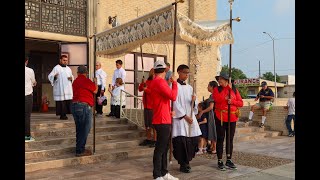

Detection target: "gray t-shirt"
[287, 98, 295, 115]
[165, 70, 172, 81]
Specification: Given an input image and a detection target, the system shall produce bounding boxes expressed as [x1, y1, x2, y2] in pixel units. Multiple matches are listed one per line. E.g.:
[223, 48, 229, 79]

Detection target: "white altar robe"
[172, 83, 202, 138]
[48, 64, 74, 101]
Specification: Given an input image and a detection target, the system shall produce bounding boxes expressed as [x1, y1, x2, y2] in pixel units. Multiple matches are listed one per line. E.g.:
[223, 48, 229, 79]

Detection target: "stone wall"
[239, 106, 294, 136]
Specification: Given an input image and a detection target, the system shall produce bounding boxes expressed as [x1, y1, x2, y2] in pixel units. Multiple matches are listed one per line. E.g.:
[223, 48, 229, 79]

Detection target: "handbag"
[98, 96, 108, 106]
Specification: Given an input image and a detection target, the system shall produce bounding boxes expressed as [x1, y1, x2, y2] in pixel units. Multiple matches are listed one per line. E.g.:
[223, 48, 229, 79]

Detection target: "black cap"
[261, 81, 267, 87]
[215, 72, 229, 81]
[77, 65, 88, 74]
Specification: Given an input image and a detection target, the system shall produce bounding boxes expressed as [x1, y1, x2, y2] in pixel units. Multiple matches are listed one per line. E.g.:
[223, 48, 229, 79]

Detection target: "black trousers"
[153, 124, 171, 179]
[111, 105, 125, 118]
[56, 100, 72, 116]
[25, 94, 33, 136]
[172, 136, 199, 167]
[95, 85, 104, 114]
[215, 115, 236, 160]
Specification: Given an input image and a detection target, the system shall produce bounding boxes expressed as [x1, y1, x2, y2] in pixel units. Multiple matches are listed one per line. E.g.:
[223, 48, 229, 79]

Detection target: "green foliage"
[235, 85, 248, 99]
[221, 65, 247, 80]
[262, 72, 281, 82]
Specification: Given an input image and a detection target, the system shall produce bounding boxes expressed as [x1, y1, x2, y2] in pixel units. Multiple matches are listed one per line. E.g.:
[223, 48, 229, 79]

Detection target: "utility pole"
[259, 60, 261, 78]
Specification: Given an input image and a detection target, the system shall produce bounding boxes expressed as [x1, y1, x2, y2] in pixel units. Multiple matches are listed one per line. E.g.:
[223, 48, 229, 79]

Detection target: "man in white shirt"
[95, 61, 107, 116]
[48, 55, 74, 120]
[25, 56, 37, 142]
[172, 64, 202, 173]
[111, 59, 126, 87]
[284, 92, 295, 137]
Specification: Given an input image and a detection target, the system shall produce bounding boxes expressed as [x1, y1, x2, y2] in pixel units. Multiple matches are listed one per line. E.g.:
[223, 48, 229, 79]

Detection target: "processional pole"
[227, 0, 240, 158]
[169, 0, 185, 164]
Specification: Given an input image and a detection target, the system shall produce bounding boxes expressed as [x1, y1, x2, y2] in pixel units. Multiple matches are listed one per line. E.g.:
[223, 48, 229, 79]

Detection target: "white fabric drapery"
[95, 5, 234, 58]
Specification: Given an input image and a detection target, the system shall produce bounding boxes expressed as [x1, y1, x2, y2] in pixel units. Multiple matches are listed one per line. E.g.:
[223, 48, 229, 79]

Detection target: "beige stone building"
[25, 0, 223, 113]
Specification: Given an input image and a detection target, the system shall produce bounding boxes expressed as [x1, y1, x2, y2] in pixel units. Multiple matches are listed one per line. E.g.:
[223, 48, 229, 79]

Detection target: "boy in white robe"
[172, 64, 202, 173]
[48, 55, 74, 120]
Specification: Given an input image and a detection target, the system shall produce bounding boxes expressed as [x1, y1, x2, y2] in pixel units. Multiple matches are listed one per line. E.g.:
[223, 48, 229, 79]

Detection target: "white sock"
[249, 111, 254, 120]
[261, 116, 266, 124]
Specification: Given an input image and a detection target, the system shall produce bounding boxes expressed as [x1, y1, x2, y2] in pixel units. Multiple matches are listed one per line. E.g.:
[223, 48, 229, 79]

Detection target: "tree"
[235, 85, 248, 99]
[221, 65, 247, 80]
[262, 72, 280, 82]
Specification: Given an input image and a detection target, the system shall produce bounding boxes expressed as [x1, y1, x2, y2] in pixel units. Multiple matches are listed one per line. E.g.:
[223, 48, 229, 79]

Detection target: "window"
[124, 53, 167, 107]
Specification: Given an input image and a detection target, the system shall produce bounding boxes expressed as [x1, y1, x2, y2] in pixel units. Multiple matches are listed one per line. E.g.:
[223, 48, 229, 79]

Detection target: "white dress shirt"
[95, 68, 107, 90]
[112, 67, 126, 86]
[25, 66, 36, 96]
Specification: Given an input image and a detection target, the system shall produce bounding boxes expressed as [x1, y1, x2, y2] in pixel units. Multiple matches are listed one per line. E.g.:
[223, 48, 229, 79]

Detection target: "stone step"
[25, 130, 146, 150]
[31, 118, 128, 131]
[31, 124, 137, 138]
[25, 146, 154, 173]
[234, 132, 268, 142]
[25, 138, 146, 160]
[236, 126, 265, 134]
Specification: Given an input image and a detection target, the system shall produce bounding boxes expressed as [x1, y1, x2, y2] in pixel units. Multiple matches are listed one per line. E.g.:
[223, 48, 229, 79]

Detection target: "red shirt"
[149, 76, 178, 124]
[212, 85, 243, 122]
[72, 75, 97, 107]
[138, 80, 153, 109]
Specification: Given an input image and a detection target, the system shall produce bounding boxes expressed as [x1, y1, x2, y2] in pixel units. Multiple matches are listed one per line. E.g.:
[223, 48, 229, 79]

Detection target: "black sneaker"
[139, 139, 150, 146]
[60, 116, 68, 120]
[218, 160, 226, 171]
[259, 123, 264, 128]
[288, 133, 294, 137]
[149, 140, 156, 148]
[226, 159, 237, 169]
[179, 165, 191, 173]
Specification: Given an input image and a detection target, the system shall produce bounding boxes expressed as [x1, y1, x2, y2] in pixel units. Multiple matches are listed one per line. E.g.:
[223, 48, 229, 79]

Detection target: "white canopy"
[95, 4, 234, 58]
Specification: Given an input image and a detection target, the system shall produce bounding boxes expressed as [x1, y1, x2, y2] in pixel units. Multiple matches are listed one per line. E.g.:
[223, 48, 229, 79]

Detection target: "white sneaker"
[154, 177, 165, 180]
[162, 173, 179, 180]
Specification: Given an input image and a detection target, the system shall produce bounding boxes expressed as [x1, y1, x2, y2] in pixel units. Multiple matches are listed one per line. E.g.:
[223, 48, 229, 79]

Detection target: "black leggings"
[215, 115, 236, 160]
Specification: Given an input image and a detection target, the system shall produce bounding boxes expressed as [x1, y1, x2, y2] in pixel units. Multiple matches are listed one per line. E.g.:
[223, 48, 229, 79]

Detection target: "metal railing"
[120, 89, 145, 129]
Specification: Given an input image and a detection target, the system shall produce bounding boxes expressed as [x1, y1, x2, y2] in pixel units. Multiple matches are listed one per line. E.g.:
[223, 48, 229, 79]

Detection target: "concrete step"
[25, 146, 154, 173]
[235, 132, 268, 142]
[25, 130, 146, 150]
[31, 118, 128, 131]
[31, 124, 137, 138]
[236, 126, 265, 134]
[25, 138, 146, 160]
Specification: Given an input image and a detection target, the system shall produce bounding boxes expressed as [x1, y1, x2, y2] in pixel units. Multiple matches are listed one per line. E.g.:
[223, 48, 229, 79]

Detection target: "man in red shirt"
[148, 60, 178, 180]
[213, 72, 243, 171]
[138, 68, 157, 147]
[72, 65, 98, 157]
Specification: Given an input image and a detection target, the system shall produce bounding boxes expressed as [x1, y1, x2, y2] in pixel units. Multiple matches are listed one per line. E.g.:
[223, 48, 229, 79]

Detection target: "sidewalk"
[26, 136, 295, 180]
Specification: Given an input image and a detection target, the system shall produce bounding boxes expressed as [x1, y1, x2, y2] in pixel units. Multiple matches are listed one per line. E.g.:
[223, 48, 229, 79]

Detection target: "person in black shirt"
[247, 81, 274, 128]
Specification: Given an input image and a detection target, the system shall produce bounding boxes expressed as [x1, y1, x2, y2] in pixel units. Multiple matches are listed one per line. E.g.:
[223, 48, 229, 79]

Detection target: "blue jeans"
[71, 102, 92, 154]
[285, 114, 295, 134]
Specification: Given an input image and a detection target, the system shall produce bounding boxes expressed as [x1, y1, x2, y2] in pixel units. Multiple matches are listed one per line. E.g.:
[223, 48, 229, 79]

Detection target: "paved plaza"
[26, 135, 295, 180]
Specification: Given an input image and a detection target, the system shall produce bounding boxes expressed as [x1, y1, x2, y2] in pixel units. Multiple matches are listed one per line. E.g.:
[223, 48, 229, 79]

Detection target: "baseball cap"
[154, 60, 167, 69]
[261, 81, 267, 87]
[77, 65, 88, 74]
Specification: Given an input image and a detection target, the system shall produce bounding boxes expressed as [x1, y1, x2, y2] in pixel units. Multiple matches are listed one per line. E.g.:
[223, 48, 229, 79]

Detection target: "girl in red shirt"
[213, 72, 243, 171]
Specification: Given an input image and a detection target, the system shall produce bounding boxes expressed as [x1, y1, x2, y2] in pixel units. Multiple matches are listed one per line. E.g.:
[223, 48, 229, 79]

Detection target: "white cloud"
[274, 0, 295, 15]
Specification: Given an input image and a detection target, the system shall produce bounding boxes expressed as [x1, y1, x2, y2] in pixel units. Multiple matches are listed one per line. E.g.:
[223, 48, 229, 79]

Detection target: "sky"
[217, 0, 295, 78]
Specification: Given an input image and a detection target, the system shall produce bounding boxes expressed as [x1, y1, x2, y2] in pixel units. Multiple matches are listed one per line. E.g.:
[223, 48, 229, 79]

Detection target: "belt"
[215, 108, 237, 126]
[73, 101, 89, 106]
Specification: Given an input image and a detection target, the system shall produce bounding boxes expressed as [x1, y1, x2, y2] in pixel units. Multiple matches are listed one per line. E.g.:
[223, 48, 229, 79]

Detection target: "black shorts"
[144, 108, 153, 128]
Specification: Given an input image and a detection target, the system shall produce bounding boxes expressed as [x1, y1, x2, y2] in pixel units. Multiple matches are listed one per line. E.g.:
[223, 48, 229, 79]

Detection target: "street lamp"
[263, 31, 277, 98]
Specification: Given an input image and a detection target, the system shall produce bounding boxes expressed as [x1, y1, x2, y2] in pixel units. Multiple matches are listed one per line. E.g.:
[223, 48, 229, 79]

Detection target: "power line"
[223, 37, 295, 55]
